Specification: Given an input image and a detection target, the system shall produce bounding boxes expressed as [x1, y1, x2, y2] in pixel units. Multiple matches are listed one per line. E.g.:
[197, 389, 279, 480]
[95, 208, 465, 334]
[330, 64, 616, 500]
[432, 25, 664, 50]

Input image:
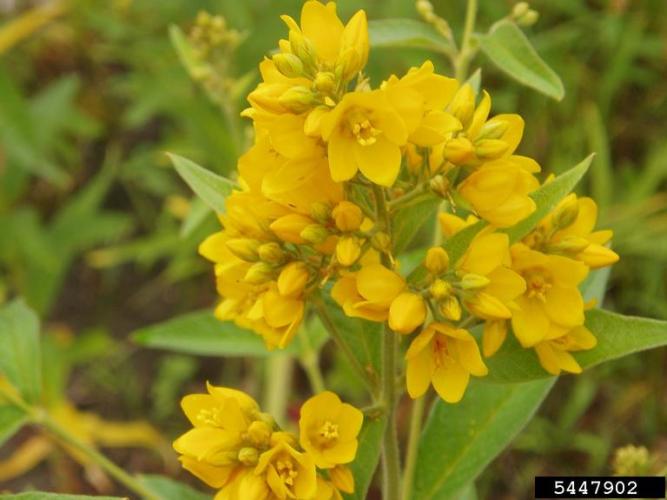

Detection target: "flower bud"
[466, 292, 511, 320]
[439, 295, 461, 321]
[272, 52, 304, 78]
[243, 262, 274, 284]
[270, 214, 313, 244]
[429, 175, 450, 198]
[517, 9, 539, 27]
[448, 84, 475, 127]
[237, 447, 259, 466]
[300, 224, 329, 244]
[429, 279, 452, 299]
[336, 236, 362, 267]
[459, 273, 490, 290]
[247, 420, 273, 447]
[330, 465, 355, 494]
[425, 247, 449, 275]
[552, 196, 579, 229]
[475, 139, 509, 159]
[258, 242, 286, 265]
[416, 0, 434, 17]
[371, 231, 391, 252]
[277, 262, 309, 297]
[309, 201, 332, 223]
[578, 243, 619, 269]
[512, 2, 530, 19]
[279, 86, 317, 113]
[314, 71, 337, 94]
[225, 238, 260, 262]
[550, 236, 590, 253]
[476, 119, 510, 140]
[332, 201, 364, 232]
[289, 30, 317, 69]
[443, 136, 475, 164]
[389, 292, 427, 334]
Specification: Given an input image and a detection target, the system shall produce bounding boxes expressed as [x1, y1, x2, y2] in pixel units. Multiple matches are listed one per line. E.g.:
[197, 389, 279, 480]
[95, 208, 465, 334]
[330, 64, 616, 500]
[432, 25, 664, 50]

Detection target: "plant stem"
[312, 296, 376, 394]
[401, 396, 425, 500]
[381, 325, 401, 500]
[455, 0, 479, 82]
[32, 409, 160, 500]
[263, 354, 293, 425]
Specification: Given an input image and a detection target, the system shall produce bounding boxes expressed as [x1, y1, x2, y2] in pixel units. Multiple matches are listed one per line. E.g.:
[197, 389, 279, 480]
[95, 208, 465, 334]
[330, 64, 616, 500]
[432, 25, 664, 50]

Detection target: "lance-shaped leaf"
[484, 309, 667, 384]
[346, 416, 386, 500]
[392, 195, 441, 254]
[369, 19, 454, 55]
[0, 299, 41, 403]
[140, 474, 210, 500]
[478, 20, 564, 100]
[168, 153, 237, 214]
[413, 379, 555, 499]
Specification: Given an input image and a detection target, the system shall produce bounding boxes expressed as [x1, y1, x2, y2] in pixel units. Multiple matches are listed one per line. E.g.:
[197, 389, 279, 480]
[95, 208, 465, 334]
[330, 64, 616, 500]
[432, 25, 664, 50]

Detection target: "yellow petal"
[328, 131, 359, 182]
[356, 264, 404, 304]
[544, 285, 584, 328]
[454, 338, 488, 377]
[300, 0, 344, 62]
[354, 135, 401, 186]
[482, 320, 508, 357]
[432, 362, 470, 403]
[388, 292, 426, 334]
[511, 297, 549, 347]
[406, 344, 433, 398]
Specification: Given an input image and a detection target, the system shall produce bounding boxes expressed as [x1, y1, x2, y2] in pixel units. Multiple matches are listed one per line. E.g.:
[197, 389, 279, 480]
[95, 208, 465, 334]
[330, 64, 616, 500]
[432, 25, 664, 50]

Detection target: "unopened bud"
[309, 201, 332, 223]
[336, 236, 362, 266]
[279, 86, 317, 113]
[330, 465, 355, 494]
[439, 295, 461, 321]
[476, 119, 510, 140]
[300, 224, 329, 244]
[277, 262, 309, 297]
[272, 52, 304, 78]
[237, 447, 259, 466]
[243, 262, 274, 284]
[429, 279, 452, 299]
[314, 71, 337, 94]
[443, 136, 475, 164]
[371, 231, 391, 252]
[449, 84, 475, 127]
[270, 213, 313, 244]
[551, 236, 590, 253]
[289, 31, 317, 69]
[332, 201, 364, 232]
[512, 2, 530, 19]
[429, 175, 450, 198]
[459, 273, 490, 290]
[475, 139, 509, 159]
[416, 0, 434, 17]
[552, 197, 579, 229]
[258, 242, 286, 265]
[517, 9, 539, 27]
[425, 247, 449, 275]
[225, 238, 260, 262]
[247, 420, 273, 446]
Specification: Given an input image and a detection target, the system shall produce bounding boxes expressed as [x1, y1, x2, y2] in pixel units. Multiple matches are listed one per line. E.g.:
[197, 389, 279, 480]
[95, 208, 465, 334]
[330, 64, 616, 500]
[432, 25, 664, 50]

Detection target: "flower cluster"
[174, 385, 363, 499]
[198, 0, 619, 407]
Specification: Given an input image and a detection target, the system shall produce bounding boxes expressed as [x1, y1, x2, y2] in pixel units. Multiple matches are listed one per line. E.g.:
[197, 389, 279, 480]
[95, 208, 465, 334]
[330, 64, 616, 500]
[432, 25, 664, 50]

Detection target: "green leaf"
[392, 195, 441, 254]
[0, 494, 123, 499]
[369, 19, 454, 55]
[168, 153, 237, 214]
[140, 474, 210, 500]
[0, 299, 41, 403]
[169, 25, 210, 81]
[0, 405, 27, 447]
[478, 20, 564, 100]
[504, 154, 594, 243]
[484, 309, 667, 383]
[132, 310, 272, 357]
[413, 379, 555, 499]
[345, 416, 386, 500]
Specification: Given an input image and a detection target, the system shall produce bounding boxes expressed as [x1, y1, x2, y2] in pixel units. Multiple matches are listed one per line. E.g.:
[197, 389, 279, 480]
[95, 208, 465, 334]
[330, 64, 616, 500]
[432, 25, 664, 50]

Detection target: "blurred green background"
[0, 0, 665, 498]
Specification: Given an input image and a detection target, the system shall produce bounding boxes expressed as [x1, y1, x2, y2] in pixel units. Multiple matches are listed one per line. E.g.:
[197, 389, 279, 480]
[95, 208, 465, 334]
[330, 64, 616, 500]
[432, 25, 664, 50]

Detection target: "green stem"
[263, 354, 293, 425]
[312, 296, 376, 394]
[401, 396, 425, 500]
[455, 0, 478, 82]
[34, 408, 159, 500]
[299, 339, 326, 394]
[381, 326, 401, 500]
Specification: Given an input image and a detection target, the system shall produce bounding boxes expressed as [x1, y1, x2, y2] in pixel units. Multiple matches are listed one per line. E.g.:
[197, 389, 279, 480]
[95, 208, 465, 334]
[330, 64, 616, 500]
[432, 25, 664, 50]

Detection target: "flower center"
[196, 407, 224, 427]
[525, 270, 552, 302]
[276, 457, 298, 486]
[318, 421, 339, 443]
[348, 112, 381, 146]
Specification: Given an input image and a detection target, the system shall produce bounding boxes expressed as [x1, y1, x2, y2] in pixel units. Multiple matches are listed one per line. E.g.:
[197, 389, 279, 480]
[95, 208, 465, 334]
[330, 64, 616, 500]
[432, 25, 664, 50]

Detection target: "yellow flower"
[331, 200, 363, 232]
[510, 243, 589, 347]
[457, 156, 540, 227]
[331, 264, 405, 321]
[277, 262, 310, 297]
[321, 90, 418, 186]
[406, 323, 488, 403]
[534, 326, 597, 375]
[299, 391, 363, 469]
[259, 285, 305, 349]
[336, 235, 362, 266]
[388, 292, 427, 334]
[525, 193, 619, 269]
[255, 438, 317, 499]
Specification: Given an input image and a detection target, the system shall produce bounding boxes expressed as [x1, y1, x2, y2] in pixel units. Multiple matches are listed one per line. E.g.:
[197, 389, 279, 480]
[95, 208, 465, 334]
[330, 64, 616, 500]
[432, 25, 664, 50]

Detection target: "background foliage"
[0, 0, 666, 498]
